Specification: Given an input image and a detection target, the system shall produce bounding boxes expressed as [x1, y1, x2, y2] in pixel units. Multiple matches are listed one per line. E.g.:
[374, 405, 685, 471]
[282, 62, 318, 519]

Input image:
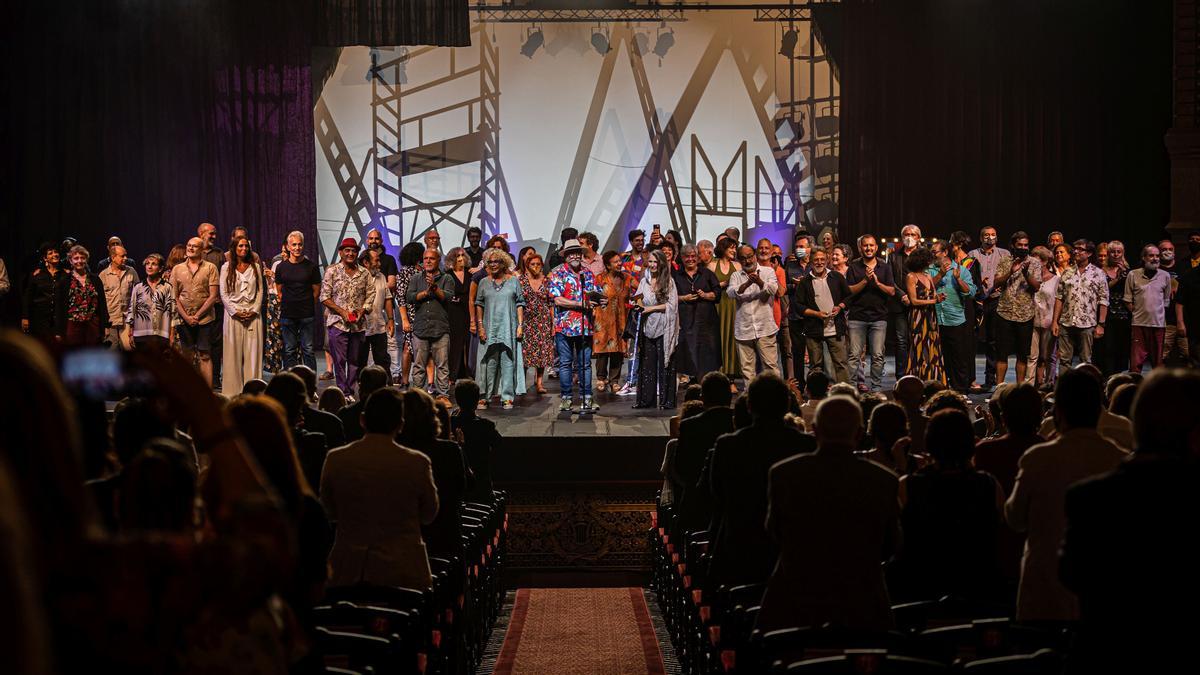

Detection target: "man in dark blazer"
[792, 249, 852, 382]
[758, 395, 901, 632]
[1059, 370, 1200, 673]
[705, 373, 816, 589]
[671, 371, 735, 534]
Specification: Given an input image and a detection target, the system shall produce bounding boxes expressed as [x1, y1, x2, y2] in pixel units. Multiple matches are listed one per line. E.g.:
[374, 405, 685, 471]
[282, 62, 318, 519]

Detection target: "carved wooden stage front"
[479, 382, 671, 587]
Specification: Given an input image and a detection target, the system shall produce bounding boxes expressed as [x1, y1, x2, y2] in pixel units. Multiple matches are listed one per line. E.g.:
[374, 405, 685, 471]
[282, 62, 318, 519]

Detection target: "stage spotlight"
[779, 28, 798, 58]
[521, 27, 545, 58]
[634, 32, 650, 55]
[591, 30, 611, 55]
[653, 29, 674, 59]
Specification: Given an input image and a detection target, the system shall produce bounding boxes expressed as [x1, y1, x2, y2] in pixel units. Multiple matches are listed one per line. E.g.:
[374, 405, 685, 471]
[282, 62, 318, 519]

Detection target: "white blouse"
[219, 262, 261, 315]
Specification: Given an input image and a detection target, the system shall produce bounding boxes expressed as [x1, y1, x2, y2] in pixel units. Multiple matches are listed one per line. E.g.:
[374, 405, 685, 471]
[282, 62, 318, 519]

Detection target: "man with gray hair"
[697, 239, 715, 266]
[727, 244, 780, 385]
[1124, 243, 1173, 373]
[274, 230, 322, 370]
[758, 395, 901, 631]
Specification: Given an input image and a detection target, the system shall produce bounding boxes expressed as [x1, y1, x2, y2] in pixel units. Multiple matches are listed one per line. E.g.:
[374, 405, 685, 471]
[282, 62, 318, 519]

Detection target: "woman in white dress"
[219, 236, 263, 394]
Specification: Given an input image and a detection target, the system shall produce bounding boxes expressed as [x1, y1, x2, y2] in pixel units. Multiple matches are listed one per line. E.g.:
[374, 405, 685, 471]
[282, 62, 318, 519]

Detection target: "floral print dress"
[519, 274, 556, 368]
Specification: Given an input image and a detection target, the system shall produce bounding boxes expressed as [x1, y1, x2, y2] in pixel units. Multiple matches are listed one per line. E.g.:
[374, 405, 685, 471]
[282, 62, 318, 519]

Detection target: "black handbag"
[622, 305, 643, 341]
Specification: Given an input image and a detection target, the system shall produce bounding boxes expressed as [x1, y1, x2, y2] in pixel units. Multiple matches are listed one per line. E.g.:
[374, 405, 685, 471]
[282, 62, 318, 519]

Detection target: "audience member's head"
[923, 379, 947, 401]
[226, 396, 310, 515]
[805, 371, 831, 400]
[288, 365, 319, 402]
[399, 389, 439, 444]
[926, 389, 970, 417]
[859, 392, 886, 422]
[1001, 384, 1043, 437]
[1108, 383, 1138, 419]
[1054, 368, 1104, 431]
[747, 373, 790, 421]
[1130, 369, 1200, 457]
[893, 375, 924, 410]
[829, 382, 860, 401]
[112, 398, 176, 469]
[363, 388, 405, 436]
[732, 394, 752, 429]
[434, 398, 453, 440]
[813, 396, 864, 449]
[318, 386, 346, 414]
[925, 410, 976, 470]
[1104, 372, 1136, 405]
[680, 400, 705, 421]
[683, 384, 703, 403]
[454, 378, 482, 412]
[117, 439, 196, 533]
[868, 402, 908, 453]
[241, 378, 268, 396]
[357, 365, 390, 402]
[700, 371, 733, 408]
[264, 372, 309, 427]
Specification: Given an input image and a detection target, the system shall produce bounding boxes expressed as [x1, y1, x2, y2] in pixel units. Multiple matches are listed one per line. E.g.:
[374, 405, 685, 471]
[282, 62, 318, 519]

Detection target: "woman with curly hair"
[474, 248, 525, 408]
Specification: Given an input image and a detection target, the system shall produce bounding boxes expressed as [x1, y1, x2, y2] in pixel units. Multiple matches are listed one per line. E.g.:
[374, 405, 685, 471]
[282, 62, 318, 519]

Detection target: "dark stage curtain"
[1, 0, 316, 274]
[829, 0, 1172, 245]
[315, 0, 472, 47]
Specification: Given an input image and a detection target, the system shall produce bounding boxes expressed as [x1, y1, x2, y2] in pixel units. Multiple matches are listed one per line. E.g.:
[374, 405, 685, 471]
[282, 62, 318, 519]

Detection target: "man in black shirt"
[275, 230, 322, 370]
[845, 234, 896, 392]
[887, 224, 922, 378]
[465, 226, 484, 269]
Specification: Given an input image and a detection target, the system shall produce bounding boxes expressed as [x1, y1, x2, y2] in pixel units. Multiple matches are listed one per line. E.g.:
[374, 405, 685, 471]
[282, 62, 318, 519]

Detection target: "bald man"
[758, 396, 901, 632]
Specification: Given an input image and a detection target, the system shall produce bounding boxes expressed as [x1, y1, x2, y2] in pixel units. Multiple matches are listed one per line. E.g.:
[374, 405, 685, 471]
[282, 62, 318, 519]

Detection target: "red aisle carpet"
[493, 588, 666, 675]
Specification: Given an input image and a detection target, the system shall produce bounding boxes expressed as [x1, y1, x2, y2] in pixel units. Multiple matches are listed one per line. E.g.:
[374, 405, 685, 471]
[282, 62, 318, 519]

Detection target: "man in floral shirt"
[993, 231, 1042, 384]
[1052, 239, 1109, 375]
[320, 238, 377, 395]
[548, 238, 604, 413]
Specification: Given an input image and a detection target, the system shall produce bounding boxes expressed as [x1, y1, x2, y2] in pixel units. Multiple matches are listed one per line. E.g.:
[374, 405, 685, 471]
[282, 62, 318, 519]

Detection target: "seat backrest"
[961, 648, 1064, 674]
[314, 626, 397, 673]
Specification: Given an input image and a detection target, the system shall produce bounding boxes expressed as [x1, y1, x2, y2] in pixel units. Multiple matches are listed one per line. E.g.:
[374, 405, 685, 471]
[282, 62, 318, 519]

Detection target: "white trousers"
[222, 313, 262, 395]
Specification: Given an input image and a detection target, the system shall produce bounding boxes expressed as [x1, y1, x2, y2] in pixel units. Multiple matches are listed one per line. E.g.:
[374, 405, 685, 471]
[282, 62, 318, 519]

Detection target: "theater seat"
[960, 648, 1064, 674]
[784, 650, 949, 673]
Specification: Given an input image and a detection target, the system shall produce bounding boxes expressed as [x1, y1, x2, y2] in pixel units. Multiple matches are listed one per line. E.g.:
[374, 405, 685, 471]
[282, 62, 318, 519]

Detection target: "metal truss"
[474, 8, 687, 23]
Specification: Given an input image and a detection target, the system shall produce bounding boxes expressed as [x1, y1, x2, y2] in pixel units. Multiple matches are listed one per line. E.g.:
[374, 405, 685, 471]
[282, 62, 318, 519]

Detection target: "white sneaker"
[616, 383, 638, 397]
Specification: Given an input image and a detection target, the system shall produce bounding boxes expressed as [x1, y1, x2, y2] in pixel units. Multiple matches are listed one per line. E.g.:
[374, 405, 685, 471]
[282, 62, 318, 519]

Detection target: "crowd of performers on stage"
[12, 221, 1200, 409]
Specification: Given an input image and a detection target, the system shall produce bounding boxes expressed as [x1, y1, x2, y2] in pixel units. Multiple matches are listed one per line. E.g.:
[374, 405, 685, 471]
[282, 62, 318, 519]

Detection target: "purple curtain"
[0, 1, 315, 273]
[831, 0, 1172, 245]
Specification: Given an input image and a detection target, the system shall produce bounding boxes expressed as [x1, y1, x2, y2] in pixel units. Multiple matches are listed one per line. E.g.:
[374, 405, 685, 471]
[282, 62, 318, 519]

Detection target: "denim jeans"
[847, 319, 888, 391]
[280, 316, 316, 371]
[555, 333, 593, 399]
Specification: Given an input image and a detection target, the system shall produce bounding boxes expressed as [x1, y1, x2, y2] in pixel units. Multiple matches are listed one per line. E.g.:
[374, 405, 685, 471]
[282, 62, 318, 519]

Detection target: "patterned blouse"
[66, 273, 100, 322]
[546, 265, 599, 336]
[1055, 264, 1110, 329]
[319, 262, 375, 332]
[996, 255, 1042, 324]
[126, 279, 176, 339]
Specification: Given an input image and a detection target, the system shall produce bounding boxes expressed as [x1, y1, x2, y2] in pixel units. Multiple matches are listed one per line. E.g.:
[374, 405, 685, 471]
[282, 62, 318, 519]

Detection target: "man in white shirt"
[727, 245, 779, 384]
[1124, 244, 1174, 373]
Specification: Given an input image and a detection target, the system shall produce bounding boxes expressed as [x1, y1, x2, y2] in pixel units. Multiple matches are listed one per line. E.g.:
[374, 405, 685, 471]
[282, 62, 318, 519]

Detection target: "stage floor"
[477, 378, 675, 439]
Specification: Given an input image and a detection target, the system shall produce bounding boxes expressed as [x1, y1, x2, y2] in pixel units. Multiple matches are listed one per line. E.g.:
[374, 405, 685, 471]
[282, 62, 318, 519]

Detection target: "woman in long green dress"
[708, 238, 742, 378]
[474, 249, 526, 409]
[904, 247, 947, 385]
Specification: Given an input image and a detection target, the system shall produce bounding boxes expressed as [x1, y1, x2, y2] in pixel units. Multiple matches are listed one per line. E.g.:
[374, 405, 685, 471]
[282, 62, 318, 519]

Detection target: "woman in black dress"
[443, 247, 473, 380]
[21, 243, 67, 343]
[673, 243, 721, 382]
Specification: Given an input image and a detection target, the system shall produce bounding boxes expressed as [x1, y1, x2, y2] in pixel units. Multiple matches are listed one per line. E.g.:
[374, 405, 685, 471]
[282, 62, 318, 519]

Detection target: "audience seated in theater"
[87, 397, 180, 532]
[974, 382, 1011, 439]
[798, 370, 830, 428]
[336, 365, 390, 443]
[318, 386, 346, 414]
[1005, 368, 1128, 622]
[398, 388, 469, 559]
[669, 383, 704, 438]
[1061, 369, 1200, 672]
[705, 373, 816, 589]
[1107, 382, 1138, 419]
[890, 410, 1004, 604]
[451, 379, 503, 504]
[289, 365, 346, 449]
[227, 395, 332, 624]
[859, 401, 909, 474]
[320, 387, 439, 590]
[0, 333, 293, 673]
[660, 400, 705, 507]
[241, 378, 268, 396]
[892, 375, 928, 455]
[1038, 364, 1133, 450]
[828, 381, 860, 401]
[672, 372, 734, 532]
[758, 395, 901, 632]
[265, 372, 329, 491]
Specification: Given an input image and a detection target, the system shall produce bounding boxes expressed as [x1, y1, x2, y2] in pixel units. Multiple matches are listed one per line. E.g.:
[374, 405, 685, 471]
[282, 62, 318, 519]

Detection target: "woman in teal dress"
[474, 249, 526, 409]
